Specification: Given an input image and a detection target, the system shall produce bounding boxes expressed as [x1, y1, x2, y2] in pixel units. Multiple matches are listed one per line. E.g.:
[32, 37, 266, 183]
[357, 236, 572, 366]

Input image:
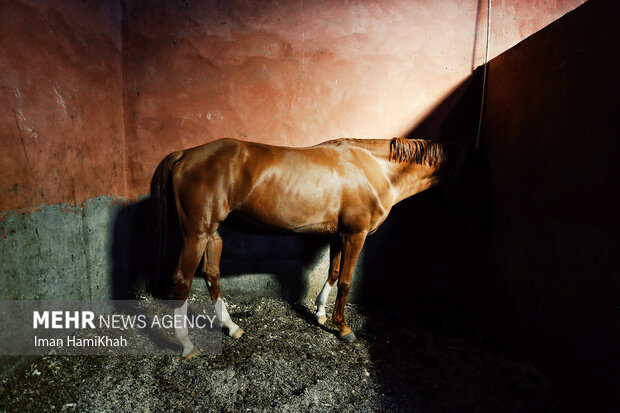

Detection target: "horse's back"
[169, 137, 392, 234]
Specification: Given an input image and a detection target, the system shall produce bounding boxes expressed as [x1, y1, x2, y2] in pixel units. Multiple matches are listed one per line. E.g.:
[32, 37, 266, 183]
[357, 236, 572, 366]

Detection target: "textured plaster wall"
[121, 0, 586, 196]
[0, 0, 125, 212]
[1, 0, 586, 210]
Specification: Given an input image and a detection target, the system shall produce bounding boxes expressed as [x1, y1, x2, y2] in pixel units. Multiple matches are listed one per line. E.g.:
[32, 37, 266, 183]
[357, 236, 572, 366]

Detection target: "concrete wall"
[479, 0, 620, 409]
[1, 197, 120, 300]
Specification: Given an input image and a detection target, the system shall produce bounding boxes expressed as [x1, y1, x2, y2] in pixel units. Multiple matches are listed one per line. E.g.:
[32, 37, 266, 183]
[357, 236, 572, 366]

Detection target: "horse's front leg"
[332, 231, 366, 342]
[201, 230, 243, 339]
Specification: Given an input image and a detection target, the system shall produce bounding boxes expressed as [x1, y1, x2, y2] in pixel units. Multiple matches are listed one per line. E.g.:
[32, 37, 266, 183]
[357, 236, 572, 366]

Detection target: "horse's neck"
[390, 164, 437, 203]
[335, 138, 440, 204]
[337, 138, 389, 160]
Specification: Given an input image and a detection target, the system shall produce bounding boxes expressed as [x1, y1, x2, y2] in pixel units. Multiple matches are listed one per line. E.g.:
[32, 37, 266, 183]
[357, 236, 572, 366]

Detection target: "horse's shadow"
[217, 218, 328, 304]
[110, 202, 327, 304]
[110, 198, 158, 300]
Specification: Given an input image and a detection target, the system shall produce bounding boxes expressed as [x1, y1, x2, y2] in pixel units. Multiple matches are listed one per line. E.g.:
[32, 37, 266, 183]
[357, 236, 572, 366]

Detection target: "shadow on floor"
[354, 189, 560, 411]
[354, 128, 525, 410]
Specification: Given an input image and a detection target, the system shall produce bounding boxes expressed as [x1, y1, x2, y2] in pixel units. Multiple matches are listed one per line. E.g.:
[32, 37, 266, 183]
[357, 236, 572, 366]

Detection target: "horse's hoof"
[230, 327, 244, 339]
[183, 347, 200, 360]
[339, 331, 357, 343]
[316, 315, 327, 325]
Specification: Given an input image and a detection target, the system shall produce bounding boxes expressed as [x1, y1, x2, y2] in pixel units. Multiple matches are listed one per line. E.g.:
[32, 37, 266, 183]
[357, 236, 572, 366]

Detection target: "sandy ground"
[0, 297, 559, 412]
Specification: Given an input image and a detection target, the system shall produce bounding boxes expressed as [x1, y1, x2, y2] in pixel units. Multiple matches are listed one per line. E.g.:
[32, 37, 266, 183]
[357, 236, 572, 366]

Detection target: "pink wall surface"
[0, 0, 586, 211]
[0, 0, 125, 212]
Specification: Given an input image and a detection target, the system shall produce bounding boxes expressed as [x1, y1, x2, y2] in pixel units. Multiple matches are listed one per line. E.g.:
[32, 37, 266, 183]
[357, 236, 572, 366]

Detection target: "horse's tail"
[150, 150, 185, 294]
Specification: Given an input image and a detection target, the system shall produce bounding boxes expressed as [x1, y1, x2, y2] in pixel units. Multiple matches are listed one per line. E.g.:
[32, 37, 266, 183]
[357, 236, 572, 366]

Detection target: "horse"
[150, 137, 470, 358]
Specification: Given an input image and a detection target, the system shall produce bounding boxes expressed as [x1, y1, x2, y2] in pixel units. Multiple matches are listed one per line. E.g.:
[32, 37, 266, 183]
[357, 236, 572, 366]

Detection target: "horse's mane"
[321, 137, 446, 166]
[389, 138, 445, 166]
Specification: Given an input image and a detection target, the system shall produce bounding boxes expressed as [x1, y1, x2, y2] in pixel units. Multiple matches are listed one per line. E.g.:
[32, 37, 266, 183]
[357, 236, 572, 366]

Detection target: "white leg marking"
[215, 297, 241, 337]
[315, 281, 332, 323]
[174, 300, 195, 357]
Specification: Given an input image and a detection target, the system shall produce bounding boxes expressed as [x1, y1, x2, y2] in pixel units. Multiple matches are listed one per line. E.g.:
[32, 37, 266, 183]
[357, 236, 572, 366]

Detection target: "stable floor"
[1, 298, 558, 412]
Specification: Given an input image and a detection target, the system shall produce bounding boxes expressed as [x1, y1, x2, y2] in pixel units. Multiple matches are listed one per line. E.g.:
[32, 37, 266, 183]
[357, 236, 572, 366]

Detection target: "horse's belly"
[238, 190, 339, 234]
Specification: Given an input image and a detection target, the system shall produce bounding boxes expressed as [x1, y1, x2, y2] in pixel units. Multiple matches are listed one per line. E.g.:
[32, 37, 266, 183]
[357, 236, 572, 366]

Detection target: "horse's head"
[386, 138, 487, 210]
[436, 143, 474, 176]
[439, 144, 492, 227]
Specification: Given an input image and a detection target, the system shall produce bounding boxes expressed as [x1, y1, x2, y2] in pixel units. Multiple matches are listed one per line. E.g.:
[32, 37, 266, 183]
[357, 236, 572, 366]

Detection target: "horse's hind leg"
[173, 235, 207, 359]
[315, 238, 342, 325]
[201, 230, 243, 339]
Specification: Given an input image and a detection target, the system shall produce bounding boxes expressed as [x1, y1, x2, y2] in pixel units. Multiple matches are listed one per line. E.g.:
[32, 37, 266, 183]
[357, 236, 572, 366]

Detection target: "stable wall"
[1, 0, 586, 303]
[0, 0, 125, 212]
[120, 0, 585, 196]
[1, 0, 586, 211]
[480, 0, 619, 408]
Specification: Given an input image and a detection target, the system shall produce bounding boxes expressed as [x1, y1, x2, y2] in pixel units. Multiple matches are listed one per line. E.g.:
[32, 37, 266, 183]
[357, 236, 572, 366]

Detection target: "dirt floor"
[0, 297, 560, 412]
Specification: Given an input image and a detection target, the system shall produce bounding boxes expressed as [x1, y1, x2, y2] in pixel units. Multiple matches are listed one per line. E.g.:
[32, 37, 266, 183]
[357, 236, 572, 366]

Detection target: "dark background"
[360, 0, 620, 409]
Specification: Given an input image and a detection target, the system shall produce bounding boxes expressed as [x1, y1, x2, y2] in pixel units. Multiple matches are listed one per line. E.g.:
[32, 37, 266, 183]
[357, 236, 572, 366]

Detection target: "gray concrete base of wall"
[0, 196, 367, 303]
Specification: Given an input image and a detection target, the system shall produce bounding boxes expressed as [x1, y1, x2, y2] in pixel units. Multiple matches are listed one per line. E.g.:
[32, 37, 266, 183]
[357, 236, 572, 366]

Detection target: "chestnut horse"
[150, 137, 467, 358]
